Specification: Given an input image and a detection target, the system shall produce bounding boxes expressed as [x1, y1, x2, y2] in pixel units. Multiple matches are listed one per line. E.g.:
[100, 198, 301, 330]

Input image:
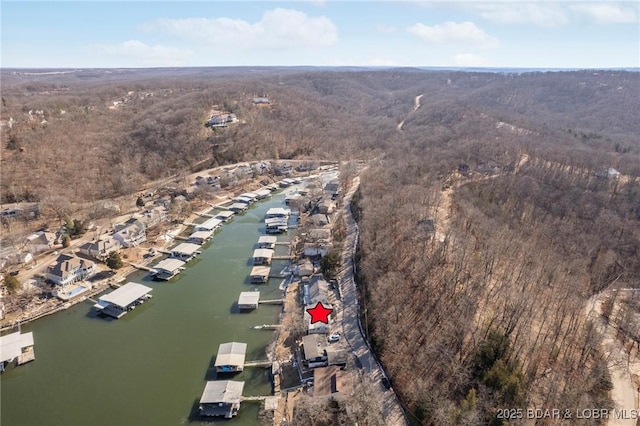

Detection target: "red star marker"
[306, 302, 333, 324]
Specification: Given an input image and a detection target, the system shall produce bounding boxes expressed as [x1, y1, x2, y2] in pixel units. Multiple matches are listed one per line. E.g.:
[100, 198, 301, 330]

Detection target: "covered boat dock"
[238, 291, 260, 310]
[199, 380, 245, 418]
[0, 331, 35, 372]
[249, 265, 271, 283]
[215, 342, 247, 373]
[93, 282, 153, 318]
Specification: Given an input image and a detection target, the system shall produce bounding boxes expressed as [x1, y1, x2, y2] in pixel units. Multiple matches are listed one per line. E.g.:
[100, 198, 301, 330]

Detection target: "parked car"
[327, 333, 340, 343]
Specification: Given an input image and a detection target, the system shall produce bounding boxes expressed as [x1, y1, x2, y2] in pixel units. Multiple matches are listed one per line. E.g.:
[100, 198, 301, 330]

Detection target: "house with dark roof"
[46, 254, 96, 286]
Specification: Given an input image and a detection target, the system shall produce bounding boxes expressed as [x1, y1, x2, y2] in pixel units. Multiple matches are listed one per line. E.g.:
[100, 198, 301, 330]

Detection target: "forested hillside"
[2, 68, 639, 424]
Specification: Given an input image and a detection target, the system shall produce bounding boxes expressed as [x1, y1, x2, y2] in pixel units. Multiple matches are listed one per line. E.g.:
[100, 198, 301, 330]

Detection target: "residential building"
[25, 231, 57, 253]
[113, 218, 146, 248]
[78, 236, 121, 261]
[46, 254, 96, 286]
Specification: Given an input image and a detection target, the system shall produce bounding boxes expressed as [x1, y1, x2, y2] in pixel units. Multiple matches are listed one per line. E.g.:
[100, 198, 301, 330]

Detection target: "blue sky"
[2, 1, 639, 68]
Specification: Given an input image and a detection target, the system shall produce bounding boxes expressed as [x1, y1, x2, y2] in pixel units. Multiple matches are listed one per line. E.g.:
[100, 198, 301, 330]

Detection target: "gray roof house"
[46, 254, 96, 286]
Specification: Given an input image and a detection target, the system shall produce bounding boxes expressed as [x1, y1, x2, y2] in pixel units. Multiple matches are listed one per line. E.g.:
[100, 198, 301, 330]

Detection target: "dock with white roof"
[93, 282, 153, 318]
[0, 331, 35, 371]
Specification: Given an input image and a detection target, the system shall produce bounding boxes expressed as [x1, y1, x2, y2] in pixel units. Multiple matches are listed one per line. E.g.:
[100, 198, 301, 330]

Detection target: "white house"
[46, 254, 96, 286]
[78, 236, 121, 261]
[25, 231, 57, 253]
[113, 218, 146, 248]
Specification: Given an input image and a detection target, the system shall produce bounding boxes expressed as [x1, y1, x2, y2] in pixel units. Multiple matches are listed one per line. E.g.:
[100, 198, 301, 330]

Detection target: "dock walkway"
[244, 360, 272, 368]
[258, 299, 284, 305]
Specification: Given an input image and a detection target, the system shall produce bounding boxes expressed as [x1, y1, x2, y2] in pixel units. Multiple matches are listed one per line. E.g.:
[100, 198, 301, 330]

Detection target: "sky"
[1, 1, 639, 69]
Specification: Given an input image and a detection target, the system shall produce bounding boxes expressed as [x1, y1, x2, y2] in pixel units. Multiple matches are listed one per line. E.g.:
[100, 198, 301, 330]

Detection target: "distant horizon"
[2, 2, 639, 69]
[3, 65, 640, 72]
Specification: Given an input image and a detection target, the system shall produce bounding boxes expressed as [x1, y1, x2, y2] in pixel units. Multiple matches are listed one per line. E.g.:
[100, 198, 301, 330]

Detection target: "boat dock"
[127, 263, 158, 274]
[272, 255, 293, 260]
[274, 242, 291, 246]
[243, 360, 272, 368]
[258, 299, 284, 305]
[252, 324, 281, 330]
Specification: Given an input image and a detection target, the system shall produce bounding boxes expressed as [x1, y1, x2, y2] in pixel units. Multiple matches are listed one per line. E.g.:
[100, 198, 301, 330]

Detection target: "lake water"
[1, 193, 293, 426]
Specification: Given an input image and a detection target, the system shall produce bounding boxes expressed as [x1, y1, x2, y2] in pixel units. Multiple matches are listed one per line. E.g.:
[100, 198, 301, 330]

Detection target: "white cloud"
[375, 24, 397, 34]
[570, 3, 639, 23]
[141, 8, 338, 50]
[470, 3, 569, 27]
[407, 21, 499, 48]
[93, 40, 192, 66]
[449, 53, 490, 67]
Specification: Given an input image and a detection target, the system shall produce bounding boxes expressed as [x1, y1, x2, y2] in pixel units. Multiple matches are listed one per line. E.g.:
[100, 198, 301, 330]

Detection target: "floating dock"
[93, 282, 153, 319]
[238, 291, 260, 310]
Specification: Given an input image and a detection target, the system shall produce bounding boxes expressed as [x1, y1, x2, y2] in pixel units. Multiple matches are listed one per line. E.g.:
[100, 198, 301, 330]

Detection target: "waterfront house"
[238, 291, 260, 310]
[46, 254, 96, 286]
[195, 218, 222, 232]
[304, 242, 332, 258]
[140, 206, 168, 228]
[188, 230, 213, 245]
[304, 276, 329, 306]
[170, 243, 201, 262]
[93, 282, 153, 318]
[215, 210, 234, 222]
[250, 265, 271, 283]
[317, 199, 336, 215]
[25, 231, 57, 253]
[257, 236, 277, 249]
[215, 342, 247, 373]
[0, 331, 35, 372]
[152, 258, 185, 280]
[78, 236, 121, 261]
[305, 306, 332, 334]
[252, 249, 274, 265]
[199, 380, 245, 418]
[302, 334, 328, 368]
[113, 218, 146, 248]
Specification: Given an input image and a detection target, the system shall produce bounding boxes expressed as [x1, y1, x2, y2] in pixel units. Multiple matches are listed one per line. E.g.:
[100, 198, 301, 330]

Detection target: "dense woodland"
[1, 68, 639, 424]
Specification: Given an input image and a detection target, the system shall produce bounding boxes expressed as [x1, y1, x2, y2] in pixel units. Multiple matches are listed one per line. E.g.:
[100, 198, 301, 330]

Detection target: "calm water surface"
[1, 193, 293, 426]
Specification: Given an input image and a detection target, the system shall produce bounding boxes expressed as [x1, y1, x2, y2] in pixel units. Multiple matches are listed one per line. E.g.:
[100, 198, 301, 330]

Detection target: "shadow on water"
[229, 302, 240, 314]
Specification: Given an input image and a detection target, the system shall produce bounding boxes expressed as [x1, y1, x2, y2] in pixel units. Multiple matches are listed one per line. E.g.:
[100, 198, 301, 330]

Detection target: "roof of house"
[79, 237, 120, 253]
[250, 265, 271, 277]
[238, 291, 260, 306]
[26, 231, 56, 245]
[215, 342, 247, 367]
[153, 258, 185, 272]
[99, 282, 152, 308]
[304, 278, 328, 306]
[302, 334, 326, 360]
[0, 331, 34, 363]
[326, 347, 348, 366]
[47, 254, 95, 279]
[199, 380, 245, 404]
[171, 243, 200, 256]
[252, 249, 274, 259]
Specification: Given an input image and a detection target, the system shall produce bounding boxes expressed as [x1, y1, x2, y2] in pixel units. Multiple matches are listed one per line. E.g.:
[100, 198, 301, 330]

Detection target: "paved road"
[337, 175, 408, 426]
